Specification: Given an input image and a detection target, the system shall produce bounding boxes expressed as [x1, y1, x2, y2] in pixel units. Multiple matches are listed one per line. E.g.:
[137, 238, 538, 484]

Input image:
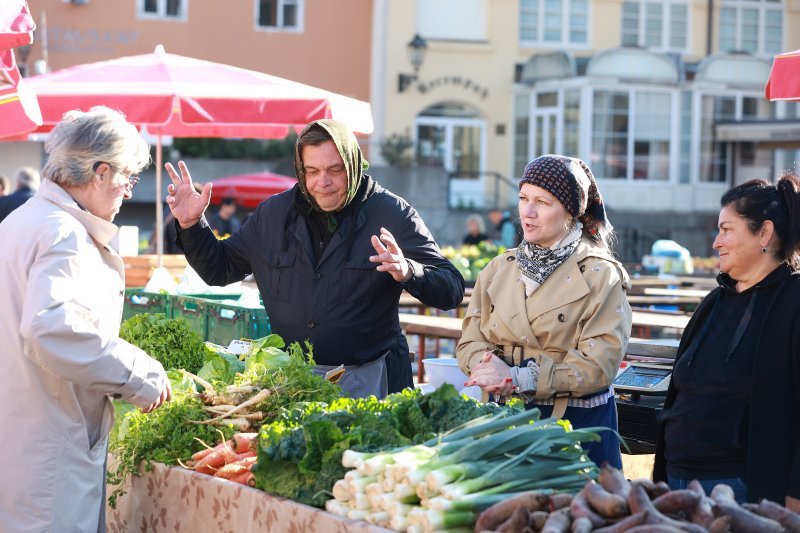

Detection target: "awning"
[715, 120, 800, 145]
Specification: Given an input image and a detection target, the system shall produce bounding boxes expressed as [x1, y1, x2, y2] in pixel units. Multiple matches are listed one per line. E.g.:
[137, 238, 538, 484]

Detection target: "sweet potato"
[710, 484, 736, 504]
[708, 515, 732, 533]
[628, 483, 706, 532]
[712, 502, 784, 532]
[753, 499, 800, 533]
[541, 508, 571, 533]
[593, 511, 648, 533]
[550, 493, 573, 511]
[570, 517, 592, 533]
[685, 480, 714, 527]
[497, 506, 531, 533]
[687, 480, 706, 497]
[634, 478, 670, 499]
[652, 489, 701, 515]
[530, 510, 550, 531]
[569, 491, 606, 528]
[584, 480, 628, 518]
[474, 491, 552, 532]
[598, 463, 631, 499]
[627, 525, 686, 532]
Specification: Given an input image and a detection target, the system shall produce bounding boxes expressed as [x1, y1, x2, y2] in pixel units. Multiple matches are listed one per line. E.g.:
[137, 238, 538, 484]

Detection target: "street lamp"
[398, 34, 427, 93]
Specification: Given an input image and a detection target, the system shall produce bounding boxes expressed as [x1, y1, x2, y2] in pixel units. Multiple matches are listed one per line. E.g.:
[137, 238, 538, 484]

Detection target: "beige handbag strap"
[552, 394, 569, 419]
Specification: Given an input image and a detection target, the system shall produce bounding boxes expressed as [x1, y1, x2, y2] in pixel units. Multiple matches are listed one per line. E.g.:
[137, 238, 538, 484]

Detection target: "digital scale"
[614, 339, 679, 452]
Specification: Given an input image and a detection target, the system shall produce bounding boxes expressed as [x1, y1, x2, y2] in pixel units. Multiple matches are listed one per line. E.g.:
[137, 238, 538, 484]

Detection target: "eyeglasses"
[93, 161, 140, 192]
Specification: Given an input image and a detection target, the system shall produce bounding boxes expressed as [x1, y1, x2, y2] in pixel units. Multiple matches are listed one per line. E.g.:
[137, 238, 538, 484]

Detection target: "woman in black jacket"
[654, 174, 800, 509]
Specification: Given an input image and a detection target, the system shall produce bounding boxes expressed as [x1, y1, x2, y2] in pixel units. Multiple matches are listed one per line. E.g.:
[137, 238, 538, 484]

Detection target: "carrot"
[231, 433, 258, 453]
[191, 439, 229, 462]
[214, 457, 257, 480]
[229, 471, 255, 486]
[193, 446, 237, 473]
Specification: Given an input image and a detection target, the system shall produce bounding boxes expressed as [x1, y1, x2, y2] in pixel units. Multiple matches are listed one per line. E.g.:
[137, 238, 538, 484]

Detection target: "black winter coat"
[0, 187, 36, 224]
[654, 266, 800, 502]
[177, 177, 464, 392]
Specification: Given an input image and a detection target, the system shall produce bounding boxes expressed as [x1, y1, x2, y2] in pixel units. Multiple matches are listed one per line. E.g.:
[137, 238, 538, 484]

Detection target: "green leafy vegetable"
[119, 313, 206, 373]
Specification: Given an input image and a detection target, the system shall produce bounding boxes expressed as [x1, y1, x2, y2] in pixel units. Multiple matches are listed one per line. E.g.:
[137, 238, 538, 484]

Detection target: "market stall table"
[106, 461, 391, 533]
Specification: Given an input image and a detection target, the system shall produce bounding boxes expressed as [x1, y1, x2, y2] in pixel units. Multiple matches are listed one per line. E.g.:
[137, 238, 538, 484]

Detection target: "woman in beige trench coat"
[0, 107, 172, 533]
[457, 155, 632, 468]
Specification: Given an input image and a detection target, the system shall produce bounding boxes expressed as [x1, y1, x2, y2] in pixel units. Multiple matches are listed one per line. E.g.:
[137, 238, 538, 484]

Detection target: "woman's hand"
[165, 161, 212, 229]
[370, 227, 411, 282]
[465, 352, 514, 396]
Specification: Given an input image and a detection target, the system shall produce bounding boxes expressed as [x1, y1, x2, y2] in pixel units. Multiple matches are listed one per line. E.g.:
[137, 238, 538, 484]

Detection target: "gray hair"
[466, 213, 486, 234]
[42, 106, 150, 188]
[15, 166, 41, 191]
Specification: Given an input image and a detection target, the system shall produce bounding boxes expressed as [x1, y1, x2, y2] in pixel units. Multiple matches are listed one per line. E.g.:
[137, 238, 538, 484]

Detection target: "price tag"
[227, 339, 254, 359]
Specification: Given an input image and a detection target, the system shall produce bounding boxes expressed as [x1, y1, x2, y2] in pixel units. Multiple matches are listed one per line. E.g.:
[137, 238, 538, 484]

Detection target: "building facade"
[371, 0, 800, 256]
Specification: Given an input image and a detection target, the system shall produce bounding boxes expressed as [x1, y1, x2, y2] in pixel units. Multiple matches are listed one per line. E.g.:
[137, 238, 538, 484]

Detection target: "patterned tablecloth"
[106, 461, 392, 533]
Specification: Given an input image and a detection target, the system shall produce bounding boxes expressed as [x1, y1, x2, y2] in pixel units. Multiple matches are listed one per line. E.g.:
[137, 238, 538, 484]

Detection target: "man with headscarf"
[164, 120, 464, 397]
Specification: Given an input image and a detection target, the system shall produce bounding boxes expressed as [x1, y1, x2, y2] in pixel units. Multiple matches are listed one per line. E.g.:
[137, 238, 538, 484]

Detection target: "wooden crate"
[122, 255, 188, 288]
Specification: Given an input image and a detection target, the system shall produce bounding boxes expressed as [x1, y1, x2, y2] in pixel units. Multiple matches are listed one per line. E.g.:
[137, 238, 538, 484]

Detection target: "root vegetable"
[229, 471, 255, 487]
[529, 511, 550, 530]
[709, 515, 732, 533]
[627, 525, 685, 532]
[593, 511, 647, 533]
[652, 489, 701, 514]
[570, 517, 592, 533]
[712, 502, 784, 532]
[629, 483, 707, 533]
[474, 491, 552, 532]
[570, 491, 606, 528]
[687, 480, 706, 497]
[550, 493, 573, 511]
[752, 499, 800, 533]
[208, 417, 252, 431]
[193, 445, 237, 474]
[634, 479, 670, 499]
[627, 483, 653, 515]
[598, 463, 631, 499]
[497, 506, 531, 533]
[710, 484, 736, 503]
[180, 369, 214, 393]
[541, 508, 571, 533]
[196, 388, 272, 424]
[584, 480, 628, 518]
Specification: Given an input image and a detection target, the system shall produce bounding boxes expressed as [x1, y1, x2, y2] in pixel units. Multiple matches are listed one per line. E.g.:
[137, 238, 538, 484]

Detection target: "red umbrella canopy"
[765, 49, 800, 101]
[0, 0, 41, 139]
[22, 45, 374, 137]
[210, 171, 297, 209]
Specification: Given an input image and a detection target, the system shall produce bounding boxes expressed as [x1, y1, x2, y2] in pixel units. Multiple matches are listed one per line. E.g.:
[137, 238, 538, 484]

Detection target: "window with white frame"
[621, 0, 688, 51]
[520, 0, 588, 47]
[591, 89, 672, 181]
[257, 0, 301, 30]
[139, 0, 185, 20]
[719, 0, 782, 56]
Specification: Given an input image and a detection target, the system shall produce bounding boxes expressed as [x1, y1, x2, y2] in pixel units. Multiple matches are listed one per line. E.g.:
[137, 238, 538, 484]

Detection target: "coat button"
[507, 256, 515, 261]
[580, 265, 586, 273]
[490, 304, 495, 313]
[274, 259, 280, 267]
[314, 272, 322, 280]
[112, 393, 122, 399]
[307, 320, 316, 328]
[558, 313, 566, 322]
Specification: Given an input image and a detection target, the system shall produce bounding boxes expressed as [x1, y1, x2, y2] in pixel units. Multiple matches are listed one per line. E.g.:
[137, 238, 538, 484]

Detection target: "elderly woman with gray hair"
[0, 106, 171, 532]
[457, 155, 632, 469]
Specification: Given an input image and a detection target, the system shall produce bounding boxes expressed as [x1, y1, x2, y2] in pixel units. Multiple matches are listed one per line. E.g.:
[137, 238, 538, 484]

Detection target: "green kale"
[119, 313, 206, 373]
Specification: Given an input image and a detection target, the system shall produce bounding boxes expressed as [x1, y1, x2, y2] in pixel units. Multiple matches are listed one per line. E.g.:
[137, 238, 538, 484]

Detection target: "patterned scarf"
[516, 225, 582, 296]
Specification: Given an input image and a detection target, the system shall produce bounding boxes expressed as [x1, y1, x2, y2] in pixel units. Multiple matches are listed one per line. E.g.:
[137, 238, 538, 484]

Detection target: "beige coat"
[457, 238, 632, 400]
[0, 180, 167, 532]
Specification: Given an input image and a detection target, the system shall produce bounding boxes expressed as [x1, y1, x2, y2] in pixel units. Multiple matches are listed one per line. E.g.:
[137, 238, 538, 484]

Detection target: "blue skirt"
[529, 399, 623, 470]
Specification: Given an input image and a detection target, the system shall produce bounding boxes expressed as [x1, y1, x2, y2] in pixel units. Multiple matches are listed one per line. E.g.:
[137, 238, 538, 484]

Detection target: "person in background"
[488, 208, 519, 248]
[207, 196, 241, 237]
[457, 155, 632, 469]
[0, 106, 171, 531]
[463, 213, 489, 245]
[165, 119, 464, 398]
[0, 173, 10, 196]
[0, 166, 41, 223]
[655, 175, 800, 507]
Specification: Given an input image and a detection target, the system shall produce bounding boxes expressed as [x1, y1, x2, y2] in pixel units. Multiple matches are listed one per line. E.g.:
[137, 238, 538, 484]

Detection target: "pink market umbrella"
[22, 45, 373, 262]
[765, 49, 800, 101]
[0, 0, 41, 139]
[210, 171, 296, 210]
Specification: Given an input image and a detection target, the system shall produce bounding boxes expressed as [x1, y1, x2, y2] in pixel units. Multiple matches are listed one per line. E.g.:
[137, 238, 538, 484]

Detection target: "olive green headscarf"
[294, 119, 369, 213]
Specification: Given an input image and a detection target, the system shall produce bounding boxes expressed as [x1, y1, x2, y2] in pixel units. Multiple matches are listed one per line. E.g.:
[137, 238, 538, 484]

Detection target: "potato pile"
[475, 464, 800, 532]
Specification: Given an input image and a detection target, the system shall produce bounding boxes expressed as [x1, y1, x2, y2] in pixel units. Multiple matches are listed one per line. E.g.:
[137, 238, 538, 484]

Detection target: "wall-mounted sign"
[48, 27, 139, 54]
[416, 76, 489, 99]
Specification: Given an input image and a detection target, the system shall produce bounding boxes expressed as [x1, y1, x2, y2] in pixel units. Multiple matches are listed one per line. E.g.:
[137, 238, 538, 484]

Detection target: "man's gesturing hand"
[165, 161, 212, 229]
[370, 227, 412, 283]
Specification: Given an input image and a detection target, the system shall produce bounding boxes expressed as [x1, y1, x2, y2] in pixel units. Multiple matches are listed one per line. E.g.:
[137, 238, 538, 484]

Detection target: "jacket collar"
[487, 238, 629, 339]
[717, 263, 791, 294]
[37, 179, 119, 246]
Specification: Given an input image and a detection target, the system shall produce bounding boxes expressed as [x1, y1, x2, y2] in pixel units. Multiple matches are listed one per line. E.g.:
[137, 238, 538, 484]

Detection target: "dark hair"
[720, 174, 800, 270]
[221, 196, 237, 206]
[297, 124, 333, 151]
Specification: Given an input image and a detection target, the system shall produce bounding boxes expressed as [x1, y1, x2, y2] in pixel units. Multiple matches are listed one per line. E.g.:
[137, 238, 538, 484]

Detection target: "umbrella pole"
[156, 130, 164, 267]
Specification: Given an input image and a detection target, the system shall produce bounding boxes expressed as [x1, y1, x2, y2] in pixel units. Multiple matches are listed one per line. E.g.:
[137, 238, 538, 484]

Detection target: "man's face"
[488, 210, 502, 225]
[302, 141, 348, 212]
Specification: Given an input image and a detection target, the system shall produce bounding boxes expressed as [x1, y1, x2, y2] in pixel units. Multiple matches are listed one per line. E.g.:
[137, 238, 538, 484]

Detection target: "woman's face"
[712, 204, 765, 279]
[93, 163, 135, 222]
[467, 219, 480, 235]
[518, 183, 572, 247]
